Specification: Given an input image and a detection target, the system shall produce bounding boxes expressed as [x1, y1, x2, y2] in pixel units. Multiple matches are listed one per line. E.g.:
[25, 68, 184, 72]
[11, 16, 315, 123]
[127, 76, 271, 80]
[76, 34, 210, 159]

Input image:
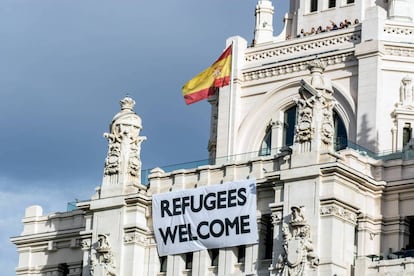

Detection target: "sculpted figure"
[276, 206, 319, 275]
[90, 234, 116, 276]
[400, 76, 414, 105]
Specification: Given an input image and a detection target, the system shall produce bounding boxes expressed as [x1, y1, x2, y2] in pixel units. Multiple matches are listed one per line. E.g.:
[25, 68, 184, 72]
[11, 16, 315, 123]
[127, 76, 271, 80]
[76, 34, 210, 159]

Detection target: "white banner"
[152, 179, 258, 256]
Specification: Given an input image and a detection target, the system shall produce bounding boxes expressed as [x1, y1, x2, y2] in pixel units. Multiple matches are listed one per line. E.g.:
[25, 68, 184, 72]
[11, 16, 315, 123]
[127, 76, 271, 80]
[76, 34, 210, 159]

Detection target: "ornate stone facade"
[276, 206, 319, 276]
[293, 59, 336, 153]
[10, 1, 414, 276]
[90, 234, 116, 276]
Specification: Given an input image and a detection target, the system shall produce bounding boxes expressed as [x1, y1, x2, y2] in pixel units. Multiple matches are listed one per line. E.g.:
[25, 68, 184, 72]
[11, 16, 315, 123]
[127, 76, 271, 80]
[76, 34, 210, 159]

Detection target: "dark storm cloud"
[0, 1, 288, 274]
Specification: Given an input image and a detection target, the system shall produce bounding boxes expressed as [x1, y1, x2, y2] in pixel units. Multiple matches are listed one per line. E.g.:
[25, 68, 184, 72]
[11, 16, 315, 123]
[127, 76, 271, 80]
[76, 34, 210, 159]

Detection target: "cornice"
[384, 45, 414, 57]
[320, 162, 386, 194]
[320, 199, 358, 225]
[10, 227, 84, 246]
[242, 52, 356, 82]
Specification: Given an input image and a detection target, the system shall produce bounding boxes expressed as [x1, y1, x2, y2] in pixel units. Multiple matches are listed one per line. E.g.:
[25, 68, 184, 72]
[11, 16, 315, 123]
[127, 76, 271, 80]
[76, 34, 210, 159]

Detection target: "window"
[185, 252, 193, 270]
[264, 215, 274, 259]
[283, 106, 297, 146]
[259, 106, 347, 153]
[334, 111, 348, 150]
[407, 217, 414, 250]
[237, 245, 246, 263]
[209, 248, 219, 266]
[347, 0, 354, 3]
[58, 263, 69, 276]
[259, 125, 272, 156]
[403, 123, 412, 147]
[159, 256, 167, 272]
[328, 0, 336, 8]
[310, 0, 318, 12]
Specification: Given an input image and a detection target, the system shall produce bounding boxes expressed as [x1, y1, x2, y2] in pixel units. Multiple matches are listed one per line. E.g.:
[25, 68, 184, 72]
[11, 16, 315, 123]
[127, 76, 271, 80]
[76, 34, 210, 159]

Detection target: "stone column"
[269, 205, 283, 276]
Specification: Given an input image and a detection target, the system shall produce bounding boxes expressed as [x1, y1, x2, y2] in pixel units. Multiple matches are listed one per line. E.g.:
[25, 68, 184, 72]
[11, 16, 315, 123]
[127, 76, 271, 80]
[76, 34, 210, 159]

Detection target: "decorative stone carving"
[104, 134, 121, 175]
[123, 232, 147, 246]
[103, 96, 146, 186]
[320, 204, 358, 225]
[385, 46, 414, 57]
[271, 210, 283, 224]
[81, 238, 91, 250]
[399, 76, 414, 106]
[90, 234, 116, 276]
[295, 92, 315, 143]
[294, 59, 336, 151]
[243, 53, 355, 82]
[276, 206, 319, 275]
[321, 102, 335, 145]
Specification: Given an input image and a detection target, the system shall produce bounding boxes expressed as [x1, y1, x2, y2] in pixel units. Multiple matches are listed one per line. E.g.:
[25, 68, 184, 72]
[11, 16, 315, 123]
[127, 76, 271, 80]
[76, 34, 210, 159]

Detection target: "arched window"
[334, 111, 348, 150]
[403, 123, 412, 147]
[259, 125, 272, 156]
[258, 106, 348, 155]
[283, 106, 297, 147]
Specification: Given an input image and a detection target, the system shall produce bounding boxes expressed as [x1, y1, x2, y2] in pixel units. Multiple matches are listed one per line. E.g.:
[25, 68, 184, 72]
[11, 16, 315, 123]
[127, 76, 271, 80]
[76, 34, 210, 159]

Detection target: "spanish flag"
[182, 44, 232, 105]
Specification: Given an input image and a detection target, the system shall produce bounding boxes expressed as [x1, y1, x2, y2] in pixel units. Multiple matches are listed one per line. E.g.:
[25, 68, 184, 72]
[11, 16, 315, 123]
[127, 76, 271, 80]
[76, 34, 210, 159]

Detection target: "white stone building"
[10, 0, 414, 275]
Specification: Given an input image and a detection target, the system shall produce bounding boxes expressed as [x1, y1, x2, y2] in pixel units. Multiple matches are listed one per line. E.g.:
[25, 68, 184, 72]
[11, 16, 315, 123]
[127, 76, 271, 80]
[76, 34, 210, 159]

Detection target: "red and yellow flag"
[182, 45, 232, 105]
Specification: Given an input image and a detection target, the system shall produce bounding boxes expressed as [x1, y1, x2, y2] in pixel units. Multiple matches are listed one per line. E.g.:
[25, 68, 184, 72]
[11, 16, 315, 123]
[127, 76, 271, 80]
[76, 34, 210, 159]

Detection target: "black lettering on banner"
[188, 223, 197, 241]
[225, 217, 240, 235]
[172, 197, 181, 215]
[159, 226, 177, 245]
[240, 215, 250, 234]
[158, 216, 252, 245]
[217, 190, 227, 209]
[161, 200, 172, 218]
[190, 194, 203, 212]
[181, 196, 190, 214]
[227, 189, 237, 207]
[197, 221, 210, 239]
[210, 219, 225, 237]
[237, 188, 247, 205]
[178, 224, 188, 242]
[204, 192, 216, 210]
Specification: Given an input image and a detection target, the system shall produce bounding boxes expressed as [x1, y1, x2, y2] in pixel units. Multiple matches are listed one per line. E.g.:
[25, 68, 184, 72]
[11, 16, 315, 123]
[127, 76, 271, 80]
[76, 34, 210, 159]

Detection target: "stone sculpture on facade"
[103, 96, 146, 188]
[276, 206, 319, 275]
[295, 93, 315, 144]
[399, 76, 414, 106]
[104, 133, 121, 175]
[294, 60, 336, 152]
[90, 234, 116, 276]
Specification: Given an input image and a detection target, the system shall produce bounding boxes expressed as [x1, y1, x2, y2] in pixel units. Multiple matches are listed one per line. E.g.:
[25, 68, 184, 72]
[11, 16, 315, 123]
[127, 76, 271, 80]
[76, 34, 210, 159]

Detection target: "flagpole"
[227, 40, 235, 161]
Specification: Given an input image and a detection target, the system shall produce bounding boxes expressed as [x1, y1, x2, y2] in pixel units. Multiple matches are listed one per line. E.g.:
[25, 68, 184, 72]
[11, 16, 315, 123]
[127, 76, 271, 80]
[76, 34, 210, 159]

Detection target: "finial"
[120, 96, 135, 111]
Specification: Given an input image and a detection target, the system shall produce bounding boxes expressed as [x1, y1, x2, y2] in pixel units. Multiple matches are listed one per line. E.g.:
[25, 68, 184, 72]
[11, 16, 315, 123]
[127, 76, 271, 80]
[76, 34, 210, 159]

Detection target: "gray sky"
[0, 0, 288, 273]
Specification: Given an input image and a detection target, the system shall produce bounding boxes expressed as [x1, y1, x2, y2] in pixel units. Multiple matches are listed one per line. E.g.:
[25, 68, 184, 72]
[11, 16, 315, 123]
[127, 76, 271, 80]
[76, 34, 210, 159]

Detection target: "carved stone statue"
[90, 234, 116, 276]
[399, 76, 414, 106]
[276, 206, 319, 276]
[104, 133, 121, 175]
[294, 59, 336, 151]
[295, 93, 315, 143]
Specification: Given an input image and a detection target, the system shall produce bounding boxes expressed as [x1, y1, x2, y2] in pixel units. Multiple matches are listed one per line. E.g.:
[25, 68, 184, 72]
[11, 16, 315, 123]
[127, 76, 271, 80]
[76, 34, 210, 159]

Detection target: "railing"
[67, 141, 414, 211]
[67, 201, 78, 211]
